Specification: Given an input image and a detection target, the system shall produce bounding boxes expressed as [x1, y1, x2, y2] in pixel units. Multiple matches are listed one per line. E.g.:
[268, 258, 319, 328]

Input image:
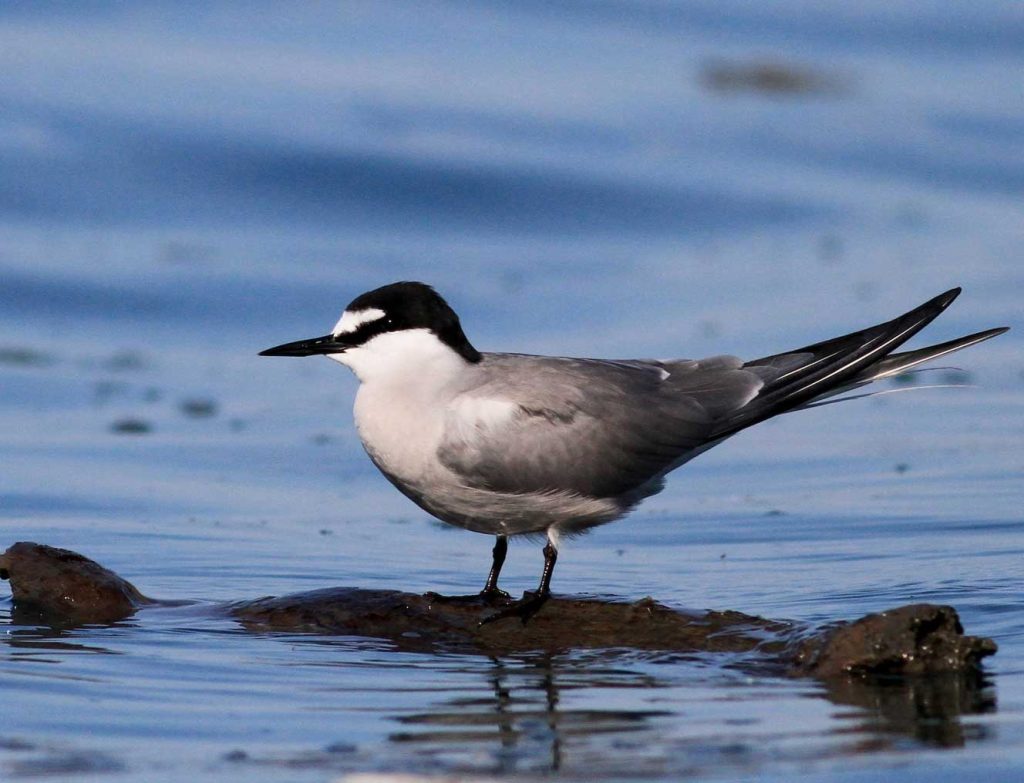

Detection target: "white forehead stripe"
[332, 307, 386, 336]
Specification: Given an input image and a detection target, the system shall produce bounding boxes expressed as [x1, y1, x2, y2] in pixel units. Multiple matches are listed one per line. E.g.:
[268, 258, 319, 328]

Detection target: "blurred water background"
[1, 2, 1023, 781]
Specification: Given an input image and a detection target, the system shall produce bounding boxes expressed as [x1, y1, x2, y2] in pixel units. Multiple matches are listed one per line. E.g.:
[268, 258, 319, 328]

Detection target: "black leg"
[427, 535, 510, 605]
[481, 535, 509, 598]
[535, 541, 558, 598]
[481, 541, 558, 625]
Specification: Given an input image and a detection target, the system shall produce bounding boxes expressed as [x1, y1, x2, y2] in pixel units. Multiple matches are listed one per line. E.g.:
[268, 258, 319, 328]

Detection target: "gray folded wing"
[437, 353, 764, 499]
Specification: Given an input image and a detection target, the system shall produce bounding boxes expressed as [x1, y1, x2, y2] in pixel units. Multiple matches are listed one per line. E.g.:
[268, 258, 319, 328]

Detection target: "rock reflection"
[1, 609, 126, 660]
[824, 672, 996, 749]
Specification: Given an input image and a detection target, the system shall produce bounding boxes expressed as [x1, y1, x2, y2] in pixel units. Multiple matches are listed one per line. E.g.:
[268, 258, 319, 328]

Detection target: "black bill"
[259, 334, 351, 357]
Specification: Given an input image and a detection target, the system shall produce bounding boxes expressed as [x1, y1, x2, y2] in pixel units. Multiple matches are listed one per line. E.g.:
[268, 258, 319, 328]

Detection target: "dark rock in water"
[792, 604, 997, 677]
[232, 589, 791, 657]
[0, 542, 150, 624]
[0, 542, 996, 679]
[232, 590, 996, 678]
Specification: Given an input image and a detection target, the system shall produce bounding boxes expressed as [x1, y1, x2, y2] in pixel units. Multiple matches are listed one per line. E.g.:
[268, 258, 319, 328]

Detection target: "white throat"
[328, 328, 469, 390]
[333, 328, 473, 487]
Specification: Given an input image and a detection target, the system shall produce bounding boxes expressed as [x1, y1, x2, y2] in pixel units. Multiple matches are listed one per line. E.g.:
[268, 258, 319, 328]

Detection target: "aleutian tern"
[261, 283, 1007, 622]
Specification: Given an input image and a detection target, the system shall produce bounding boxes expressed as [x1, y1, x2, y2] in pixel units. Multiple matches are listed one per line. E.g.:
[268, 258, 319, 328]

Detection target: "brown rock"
[793, 603, 998, 677]
[231, 589, 794, 658]
[1, 541, 997, 679]
[0, 541, 150, 624]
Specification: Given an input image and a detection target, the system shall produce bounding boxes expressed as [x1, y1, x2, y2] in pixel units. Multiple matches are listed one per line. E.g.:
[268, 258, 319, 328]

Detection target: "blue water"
[2, 2, 1023, 780]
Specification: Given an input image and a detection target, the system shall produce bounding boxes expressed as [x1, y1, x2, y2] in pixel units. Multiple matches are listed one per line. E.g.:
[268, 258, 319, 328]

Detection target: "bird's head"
[260, 281, 481, 383]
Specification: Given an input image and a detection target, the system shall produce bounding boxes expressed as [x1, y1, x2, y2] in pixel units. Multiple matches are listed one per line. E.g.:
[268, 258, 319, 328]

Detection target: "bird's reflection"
[390, 652, 671, 776]
[389, 650, 997, 776]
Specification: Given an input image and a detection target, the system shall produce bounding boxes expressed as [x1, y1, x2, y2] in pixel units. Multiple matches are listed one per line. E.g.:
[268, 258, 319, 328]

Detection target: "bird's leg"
[427, 535, 510, 605]
[481, 540, 558, 626]
[480, 535, 510, 601]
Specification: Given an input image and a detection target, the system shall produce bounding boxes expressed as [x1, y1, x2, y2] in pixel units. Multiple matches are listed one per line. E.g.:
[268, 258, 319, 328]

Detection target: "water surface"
[1, 2, 1023, 781]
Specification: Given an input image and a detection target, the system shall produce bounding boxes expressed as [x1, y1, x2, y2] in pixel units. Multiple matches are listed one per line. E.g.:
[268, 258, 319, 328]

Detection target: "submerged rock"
[0, 541, 996, 679]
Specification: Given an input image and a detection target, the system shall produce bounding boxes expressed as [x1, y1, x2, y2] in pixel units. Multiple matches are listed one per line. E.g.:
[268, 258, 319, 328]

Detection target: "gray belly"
[353, 386, 643, 537]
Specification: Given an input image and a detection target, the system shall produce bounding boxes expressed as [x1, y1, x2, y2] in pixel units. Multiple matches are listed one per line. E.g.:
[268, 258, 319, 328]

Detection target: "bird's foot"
[479, 590, 550, 626]
[425, 587, 511, 606]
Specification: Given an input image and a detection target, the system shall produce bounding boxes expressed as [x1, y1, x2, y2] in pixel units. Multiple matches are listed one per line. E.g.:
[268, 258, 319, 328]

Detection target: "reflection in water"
[824, 673, 996, 749]
[387, 651, 997, 777]
[390, 653, 670, 776]
[1, 611, 126, 661]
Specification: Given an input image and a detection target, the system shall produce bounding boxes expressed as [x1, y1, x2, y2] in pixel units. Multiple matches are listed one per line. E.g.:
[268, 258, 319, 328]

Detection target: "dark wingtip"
[935, 286, 962, 308]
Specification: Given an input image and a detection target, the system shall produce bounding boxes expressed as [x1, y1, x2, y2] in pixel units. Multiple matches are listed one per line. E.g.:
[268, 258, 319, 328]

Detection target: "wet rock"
[793, 604, 997, 677]
[0, 542, 150, 624]
[231, 589, 792, 658]
[0, 542, 996, 679]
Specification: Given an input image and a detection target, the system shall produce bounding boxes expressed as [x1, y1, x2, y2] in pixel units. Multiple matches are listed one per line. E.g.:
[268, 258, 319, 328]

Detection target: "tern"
[261, 282, 1006, 623]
